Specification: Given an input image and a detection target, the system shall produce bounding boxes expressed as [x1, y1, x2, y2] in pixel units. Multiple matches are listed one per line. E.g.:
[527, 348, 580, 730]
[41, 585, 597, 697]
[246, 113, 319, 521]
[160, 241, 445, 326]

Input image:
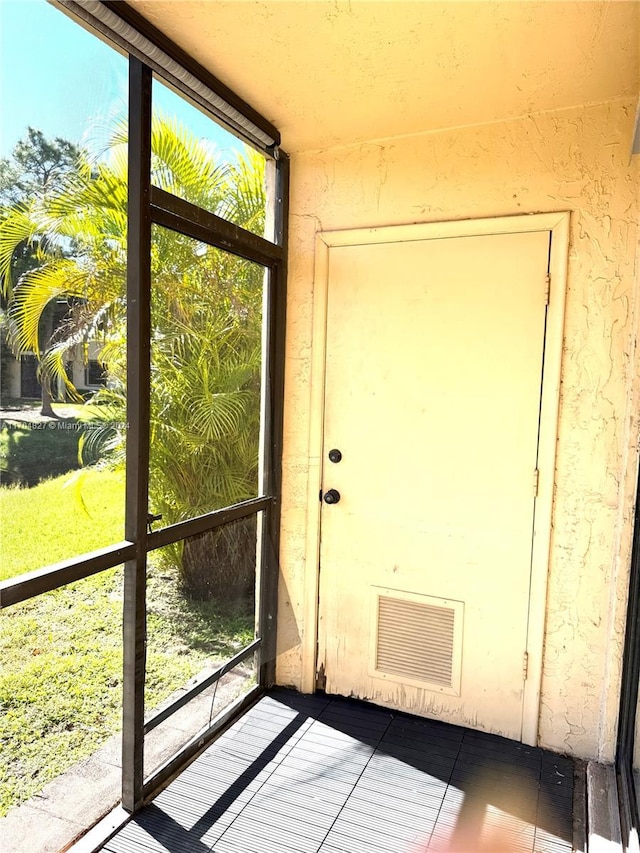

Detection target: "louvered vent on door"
[371, 590, 463, 694]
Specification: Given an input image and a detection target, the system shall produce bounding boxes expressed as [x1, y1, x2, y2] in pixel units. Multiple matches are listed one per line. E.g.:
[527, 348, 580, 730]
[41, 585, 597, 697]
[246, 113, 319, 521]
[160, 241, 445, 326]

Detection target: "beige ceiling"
[129, 0, 639, 153]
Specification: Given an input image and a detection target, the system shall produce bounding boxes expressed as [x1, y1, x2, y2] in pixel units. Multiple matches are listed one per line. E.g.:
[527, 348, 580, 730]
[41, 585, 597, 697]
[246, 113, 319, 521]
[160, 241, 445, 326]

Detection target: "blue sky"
[0, 0, 244, 161]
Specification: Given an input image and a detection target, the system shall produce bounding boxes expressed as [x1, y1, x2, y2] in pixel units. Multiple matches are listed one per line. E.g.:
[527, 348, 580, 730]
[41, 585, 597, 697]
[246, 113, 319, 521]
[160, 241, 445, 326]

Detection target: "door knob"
[323, 489, 341, 505]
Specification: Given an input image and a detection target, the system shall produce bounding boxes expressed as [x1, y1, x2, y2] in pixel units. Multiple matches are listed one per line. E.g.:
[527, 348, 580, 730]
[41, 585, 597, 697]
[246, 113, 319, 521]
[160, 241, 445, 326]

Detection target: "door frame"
[300, 212, 570, 745]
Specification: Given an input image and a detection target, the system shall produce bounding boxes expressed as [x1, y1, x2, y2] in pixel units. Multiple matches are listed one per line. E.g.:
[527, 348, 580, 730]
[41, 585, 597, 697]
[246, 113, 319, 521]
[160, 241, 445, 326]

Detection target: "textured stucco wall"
[278, 98, 640, 761]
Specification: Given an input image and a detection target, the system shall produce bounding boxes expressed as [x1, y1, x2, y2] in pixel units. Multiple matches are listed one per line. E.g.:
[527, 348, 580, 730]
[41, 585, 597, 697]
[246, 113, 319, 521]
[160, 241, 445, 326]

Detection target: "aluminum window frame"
[616, 451, 640, 851]
[0, 1, 288, 817]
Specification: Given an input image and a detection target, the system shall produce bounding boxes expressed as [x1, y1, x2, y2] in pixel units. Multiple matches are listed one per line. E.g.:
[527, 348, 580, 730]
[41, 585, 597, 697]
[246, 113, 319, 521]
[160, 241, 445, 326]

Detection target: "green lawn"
[0, 405, 105, 488]
[0, 468, 125, 579]
[0, 467, 254, 816]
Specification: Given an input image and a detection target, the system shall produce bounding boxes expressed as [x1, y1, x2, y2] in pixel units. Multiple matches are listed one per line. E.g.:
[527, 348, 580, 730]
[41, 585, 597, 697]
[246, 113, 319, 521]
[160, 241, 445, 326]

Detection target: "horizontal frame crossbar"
[0, 541, 136, 608]
[146, 497, 271, 551]
[0, 499, 269, 608]
[150, 187, 283, 267]
[143, 637, 262, 734]
[142, 684, 263, 799]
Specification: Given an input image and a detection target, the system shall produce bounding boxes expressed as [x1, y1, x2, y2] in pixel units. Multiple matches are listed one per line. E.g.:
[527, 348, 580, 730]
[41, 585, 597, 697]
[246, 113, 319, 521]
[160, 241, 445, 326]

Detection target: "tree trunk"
[181, 515, 257, 604]
[39, 303, 57, 417]
[40, 381, 55, 417]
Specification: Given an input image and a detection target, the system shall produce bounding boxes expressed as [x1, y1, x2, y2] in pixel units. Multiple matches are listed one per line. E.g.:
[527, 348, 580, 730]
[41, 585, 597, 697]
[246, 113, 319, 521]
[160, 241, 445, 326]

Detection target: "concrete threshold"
[587, 761, 623, 852]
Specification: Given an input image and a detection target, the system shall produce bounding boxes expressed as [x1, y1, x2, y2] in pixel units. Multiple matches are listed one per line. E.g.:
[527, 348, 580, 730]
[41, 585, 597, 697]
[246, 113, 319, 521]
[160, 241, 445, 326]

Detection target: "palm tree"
[0, 129, 83, 415]
[0, 118, 267, 598]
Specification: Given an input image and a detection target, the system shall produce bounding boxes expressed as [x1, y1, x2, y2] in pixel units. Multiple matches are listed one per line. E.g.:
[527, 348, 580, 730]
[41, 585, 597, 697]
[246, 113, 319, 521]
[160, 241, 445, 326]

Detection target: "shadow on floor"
[102, 689, 576, 853]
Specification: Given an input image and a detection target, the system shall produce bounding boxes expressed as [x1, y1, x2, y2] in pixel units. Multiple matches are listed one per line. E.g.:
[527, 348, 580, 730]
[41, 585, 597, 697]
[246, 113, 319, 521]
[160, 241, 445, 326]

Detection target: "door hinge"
[522, 651, 529, 681]
[533, 468, 540, 497]
[545, 273, 551, 305]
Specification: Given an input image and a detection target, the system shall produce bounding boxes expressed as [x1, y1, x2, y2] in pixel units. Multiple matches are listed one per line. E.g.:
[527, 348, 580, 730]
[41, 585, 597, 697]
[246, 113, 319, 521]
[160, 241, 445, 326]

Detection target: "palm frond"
[7, 260, 81, 354]
[0, 203, 41, 294]
[151, 115, 229, 210]
[218, 148, 266, 233]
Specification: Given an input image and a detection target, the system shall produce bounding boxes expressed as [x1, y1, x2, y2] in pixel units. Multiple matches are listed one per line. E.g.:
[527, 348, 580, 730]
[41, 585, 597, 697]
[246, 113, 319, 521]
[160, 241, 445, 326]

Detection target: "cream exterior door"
[317, 229, 551, 740]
